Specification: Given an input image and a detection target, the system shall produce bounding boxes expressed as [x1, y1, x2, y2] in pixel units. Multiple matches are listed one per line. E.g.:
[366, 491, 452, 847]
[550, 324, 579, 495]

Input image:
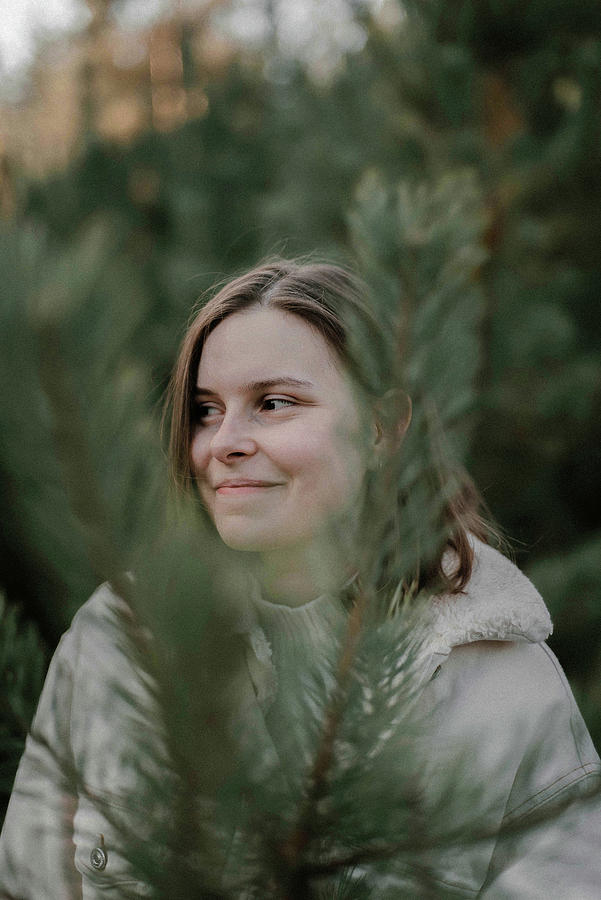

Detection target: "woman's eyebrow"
[194, 377, 315, 396]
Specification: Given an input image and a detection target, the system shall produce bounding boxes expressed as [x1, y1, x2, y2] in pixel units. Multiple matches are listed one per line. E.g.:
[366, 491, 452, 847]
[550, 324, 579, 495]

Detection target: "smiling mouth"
[215, 482, 281, 495]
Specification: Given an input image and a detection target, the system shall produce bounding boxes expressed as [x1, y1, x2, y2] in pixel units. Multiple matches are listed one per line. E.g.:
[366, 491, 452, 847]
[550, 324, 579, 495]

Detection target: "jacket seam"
[424, 874, 478, 896]
[539, 642, 586, 769]
[504, 766, 601, 824]
[496, 643, 599, 824]
[394, 862, 479, 896]
[78, 783, 143, 812]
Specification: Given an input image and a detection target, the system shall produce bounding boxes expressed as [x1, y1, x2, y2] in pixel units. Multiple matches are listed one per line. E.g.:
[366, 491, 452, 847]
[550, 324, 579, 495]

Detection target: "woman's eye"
[195, 403, 222, 422]
[193, 397, 295, 423]
[262, 397, 296, 412]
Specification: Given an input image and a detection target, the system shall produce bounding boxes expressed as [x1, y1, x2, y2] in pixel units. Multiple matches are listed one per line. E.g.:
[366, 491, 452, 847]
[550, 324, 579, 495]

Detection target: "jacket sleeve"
[0, 627, 82, 900]
[478, 776, 601, 898]
[477, 643, 601, 899]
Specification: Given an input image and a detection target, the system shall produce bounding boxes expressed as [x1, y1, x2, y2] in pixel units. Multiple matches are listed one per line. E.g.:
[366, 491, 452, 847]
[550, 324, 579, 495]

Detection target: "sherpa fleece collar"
[428, 538, 553, 657]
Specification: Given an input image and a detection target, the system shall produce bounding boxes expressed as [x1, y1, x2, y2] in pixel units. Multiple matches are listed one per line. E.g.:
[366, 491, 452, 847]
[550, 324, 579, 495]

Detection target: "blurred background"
[1, 0, 601, 817]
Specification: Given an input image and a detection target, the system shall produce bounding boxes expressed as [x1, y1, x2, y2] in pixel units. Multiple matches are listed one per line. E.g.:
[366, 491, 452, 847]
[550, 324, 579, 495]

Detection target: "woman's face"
[190, 306, 374, 556]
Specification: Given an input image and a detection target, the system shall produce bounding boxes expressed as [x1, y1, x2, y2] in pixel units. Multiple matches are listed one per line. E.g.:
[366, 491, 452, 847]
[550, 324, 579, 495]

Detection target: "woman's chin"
[215, 521, 288, 553]
[214, 511, 357, 558]
[220, 535, 270, 552]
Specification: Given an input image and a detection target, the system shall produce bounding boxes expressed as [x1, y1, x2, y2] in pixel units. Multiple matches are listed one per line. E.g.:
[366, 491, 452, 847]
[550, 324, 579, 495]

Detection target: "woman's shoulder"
[71, 579, 133, 629]
[419, 640, 599, 842]
[442, 638, 577, 724]
[425, 540, 599, 786]
[57, 579, 141, 674]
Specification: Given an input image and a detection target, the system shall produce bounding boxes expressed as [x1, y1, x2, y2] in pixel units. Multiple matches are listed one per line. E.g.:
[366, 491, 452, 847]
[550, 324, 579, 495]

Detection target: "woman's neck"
[256, 542, 354, 607]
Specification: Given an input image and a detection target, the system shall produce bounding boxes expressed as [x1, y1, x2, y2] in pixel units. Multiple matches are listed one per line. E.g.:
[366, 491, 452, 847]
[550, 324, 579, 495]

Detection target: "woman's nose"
[209, 413, 257, 462]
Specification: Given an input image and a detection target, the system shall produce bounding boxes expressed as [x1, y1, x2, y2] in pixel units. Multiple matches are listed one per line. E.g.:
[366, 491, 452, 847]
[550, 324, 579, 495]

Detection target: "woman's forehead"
[196, 306, 343, 388]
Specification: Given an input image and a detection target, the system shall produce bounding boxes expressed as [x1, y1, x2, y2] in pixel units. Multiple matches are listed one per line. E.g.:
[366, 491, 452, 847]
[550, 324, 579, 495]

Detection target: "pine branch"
[36, 321, 129, 595]
[275, 587, 370, 898]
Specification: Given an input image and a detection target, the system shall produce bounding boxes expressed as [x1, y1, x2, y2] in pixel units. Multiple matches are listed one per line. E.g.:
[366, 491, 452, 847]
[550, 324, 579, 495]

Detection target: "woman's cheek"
[190, 434, 210, 476]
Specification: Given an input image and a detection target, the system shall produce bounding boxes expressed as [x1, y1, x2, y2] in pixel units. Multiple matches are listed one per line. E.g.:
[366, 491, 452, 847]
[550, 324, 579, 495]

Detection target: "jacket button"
[90, 835, 108, 871]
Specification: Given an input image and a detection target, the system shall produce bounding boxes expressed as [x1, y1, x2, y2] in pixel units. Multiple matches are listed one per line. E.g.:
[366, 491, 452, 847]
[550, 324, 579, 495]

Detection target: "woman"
[1, 260, 600, 897]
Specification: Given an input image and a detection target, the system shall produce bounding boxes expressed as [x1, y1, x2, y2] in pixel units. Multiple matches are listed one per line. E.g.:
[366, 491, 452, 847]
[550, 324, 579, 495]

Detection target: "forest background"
[1, 0, 601, 831]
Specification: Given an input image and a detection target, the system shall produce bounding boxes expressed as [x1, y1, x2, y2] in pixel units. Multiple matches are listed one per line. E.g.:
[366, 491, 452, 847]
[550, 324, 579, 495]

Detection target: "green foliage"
[0, 218, 162, 631]
[0, 593, 47, 817]
[526, 532, 601, 738]
[350, 167, 487, 454]
[0, 226, 94, 641]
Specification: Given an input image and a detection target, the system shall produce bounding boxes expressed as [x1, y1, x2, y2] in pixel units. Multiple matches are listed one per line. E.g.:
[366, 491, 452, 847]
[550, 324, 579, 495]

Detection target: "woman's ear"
[370, 391, 412, 468]
[395, 391, 412, 442]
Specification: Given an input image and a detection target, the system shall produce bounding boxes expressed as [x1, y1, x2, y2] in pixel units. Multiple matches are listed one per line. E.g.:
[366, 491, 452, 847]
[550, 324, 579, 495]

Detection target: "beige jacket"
[1, 542, 600, 897]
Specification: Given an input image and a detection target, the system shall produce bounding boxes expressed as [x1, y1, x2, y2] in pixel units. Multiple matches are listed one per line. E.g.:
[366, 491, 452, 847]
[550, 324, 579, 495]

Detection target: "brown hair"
[164, 259, 491, 599]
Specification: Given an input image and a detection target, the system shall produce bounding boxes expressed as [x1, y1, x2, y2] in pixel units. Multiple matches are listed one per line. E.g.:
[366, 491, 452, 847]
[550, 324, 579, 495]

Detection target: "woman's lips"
[215, 481, 280, 495]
